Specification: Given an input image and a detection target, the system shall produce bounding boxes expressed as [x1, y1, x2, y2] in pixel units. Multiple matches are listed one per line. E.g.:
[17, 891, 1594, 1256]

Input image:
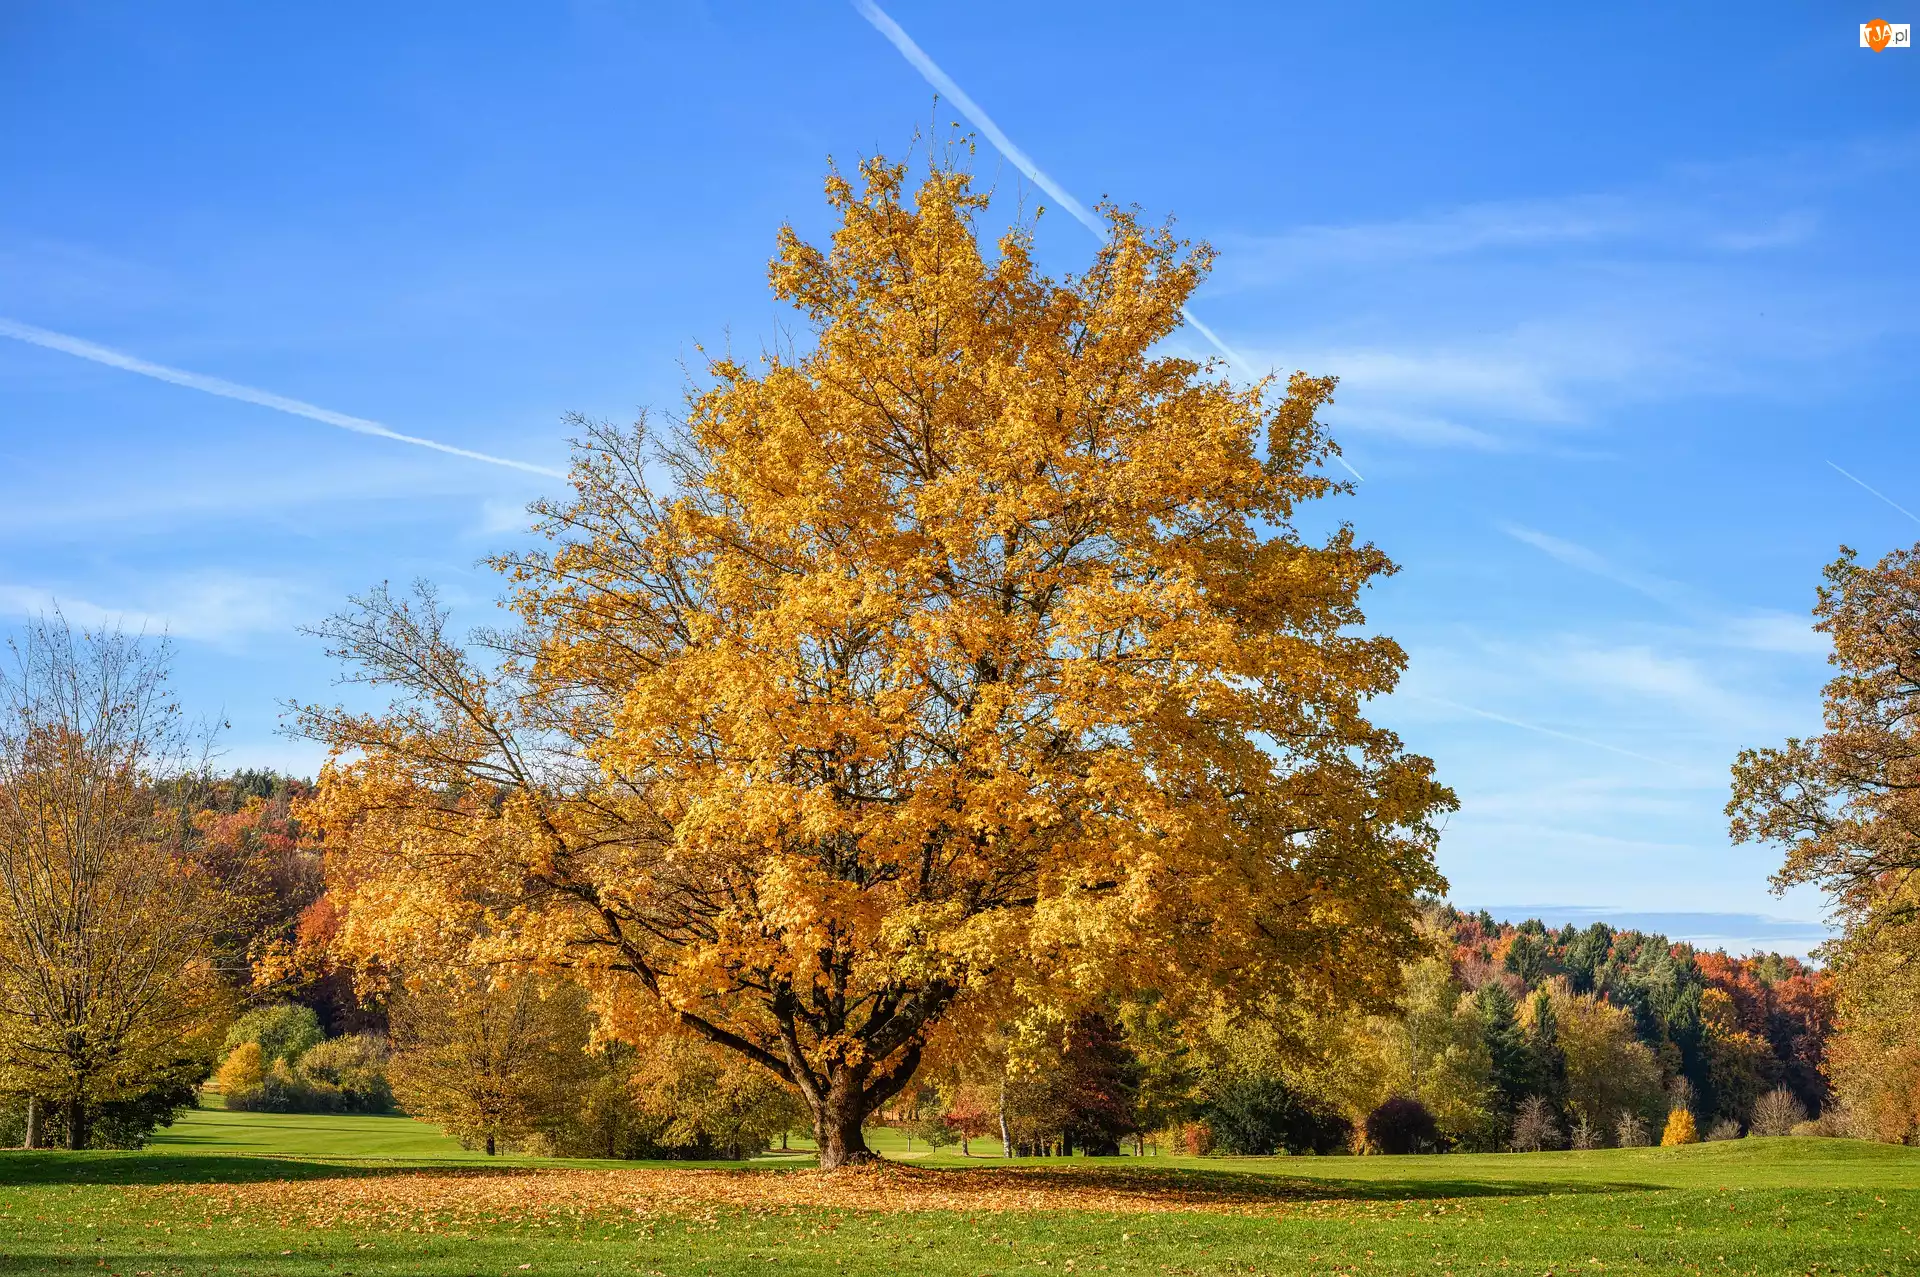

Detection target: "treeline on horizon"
[0, 763, 1836, 1159]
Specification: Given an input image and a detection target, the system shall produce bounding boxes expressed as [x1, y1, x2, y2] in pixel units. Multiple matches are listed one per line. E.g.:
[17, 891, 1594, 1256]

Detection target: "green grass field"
[0, 1101, 1914, 1275]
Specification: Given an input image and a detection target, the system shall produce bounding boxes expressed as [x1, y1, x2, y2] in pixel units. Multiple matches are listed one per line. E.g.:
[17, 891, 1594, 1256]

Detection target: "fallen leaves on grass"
[140, 1163, 1343, 1229]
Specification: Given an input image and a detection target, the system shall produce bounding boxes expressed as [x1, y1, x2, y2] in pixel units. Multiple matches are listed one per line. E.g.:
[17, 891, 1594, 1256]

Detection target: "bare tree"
[1510, 1095, 1563, 1152]
[0, 614, 227, 1148]
[1750, 1085, 1808, 1137]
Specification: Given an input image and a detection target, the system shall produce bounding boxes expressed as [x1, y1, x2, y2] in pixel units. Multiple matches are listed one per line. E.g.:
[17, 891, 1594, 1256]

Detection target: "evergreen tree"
[1474, 982, 1533, 1117]
[1504, 930, 1552, 984]
[1056, 1013, 1141, 1156]
[1562, 922, 1614, 995]
[1664, 983, 1712, 1115]
[1522, 989, 1569, 1114]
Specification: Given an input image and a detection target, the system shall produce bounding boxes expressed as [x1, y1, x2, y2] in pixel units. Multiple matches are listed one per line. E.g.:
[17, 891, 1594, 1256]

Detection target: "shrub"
[1569, 1114, 1601, 1150]
[1659, 1107, 1699, 1146]
[224, 1004, 323, 1066]
[294, 1034, 393, 1113]
[1510, 1095, 1563, 1152]
[222, 1059, 305, 1112]
[223, 1033, 393, 1114]
[1175, 1120, 1213, 1156]
[1750, 1086, 1808, 1137]
[1789, 1109, 1854, 1139]
[1705, 1117, 1742, 1142]
[214, 1041, 265, 1097]
[1365, 1097, 1439, 1155]
[1614, 1112, 1650, 1148]
[1202, 1075, 1351, 1156]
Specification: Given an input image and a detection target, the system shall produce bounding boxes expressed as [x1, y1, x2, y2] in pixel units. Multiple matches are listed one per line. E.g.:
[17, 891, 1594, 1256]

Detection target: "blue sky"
[3, 3, 1915, 953]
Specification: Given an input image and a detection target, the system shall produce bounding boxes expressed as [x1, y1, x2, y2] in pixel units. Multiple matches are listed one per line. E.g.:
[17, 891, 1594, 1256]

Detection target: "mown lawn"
[0, 1106, 1914, 1275]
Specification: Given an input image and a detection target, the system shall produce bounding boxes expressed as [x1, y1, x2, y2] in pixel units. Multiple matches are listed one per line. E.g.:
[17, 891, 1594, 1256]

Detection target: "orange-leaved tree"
[299, 150, 1454, 1167]
[1728, 545, 1920, 1140]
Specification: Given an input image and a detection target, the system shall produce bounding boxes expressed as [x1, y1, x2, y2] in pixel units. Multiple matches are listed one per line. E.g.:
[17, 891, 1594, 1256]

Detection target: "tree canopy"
[302, 149, 1454, 1166]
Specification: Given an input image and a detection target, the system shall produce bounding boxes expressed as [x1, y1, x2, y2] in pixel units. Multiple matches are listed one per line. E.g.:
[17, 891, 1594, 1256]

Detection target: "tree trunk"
[803, 1060, 884, 1170]
[998, 1078, 1012, 1158]
[22, 1098, 39, 1150]
[485, 1133, 496, 1157]
[65, 1098, 85, 1151]
[815, 1109, 872, 1169]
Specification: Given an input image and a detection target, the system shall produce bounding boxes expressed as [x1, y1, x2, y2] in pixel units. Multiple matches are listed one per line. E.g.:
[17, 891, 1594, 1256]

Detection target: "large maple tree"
[303, 153, 1453, 1166]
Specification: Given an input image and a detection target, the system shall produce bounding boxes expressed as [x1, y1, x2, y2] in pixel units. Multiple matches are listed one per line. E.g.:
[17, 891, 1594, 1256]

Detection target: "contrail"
[1407, 692, 1673, 767]
[1828, 460, 1920, 526]
[851, 0, 1097, 234]
[850, 0, 1362, 482]
[0, 317, 565, 479]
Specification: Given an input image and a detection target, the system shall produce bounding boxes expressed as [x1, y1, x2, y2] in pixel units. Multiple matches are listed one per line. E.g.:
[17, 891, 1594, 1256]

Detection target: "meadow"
[0, 1104, 1915, 1276]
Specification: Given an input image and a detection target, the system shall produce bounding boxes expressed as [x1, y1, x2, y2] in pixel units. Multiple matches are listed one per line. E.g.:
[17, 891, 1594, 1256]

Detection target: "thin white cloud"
[1324, 405, 1505, 451]
[1216, 170, 1888, 456]
[1501, 524, 1830, 659]
[1467, 776, 1710, 825]
[844, 1, 1365, 477]
[475, 496, 532, 538]
[1336, 345, 1586, 422]
[0, 572, 308, 647]
[1400, 691, 1674, 766]
[1553, 641, 1760, 728]
[1720, 611, 1826, 656]
[1221, 196, 1637, 285]
[1707, 212, 1818, 252]
[0, 317, 566, 479]
[1215, 191, 1816, 291]
[1501, 523, 1693, 609]
[0, 587, 164, 635]
[1248, 322, 1675, 439]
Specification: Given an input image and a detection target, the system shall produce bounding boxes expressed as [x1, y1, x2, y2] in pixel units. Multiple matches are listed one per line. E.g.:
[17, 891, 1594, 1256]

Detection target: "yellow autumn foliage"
[0, 617, 232, 1148]
[300, 147, 1454, 1165]
[214, 1041, 265, 1097]
[1660, 1107, 1699, 1146]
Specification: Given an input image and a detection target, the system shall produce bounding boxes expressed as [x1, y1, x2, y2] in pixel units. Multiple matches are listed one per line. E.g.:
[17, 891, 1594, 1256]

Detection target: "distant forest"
[6, 766, 1833, 1157]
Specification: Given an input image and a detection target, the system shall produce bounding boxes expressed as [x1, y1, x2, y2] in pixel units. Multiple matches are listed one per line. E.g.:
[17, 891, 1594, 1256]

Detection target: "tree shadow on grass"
[0, 1150, 407, 1186]
[917, 1162, 1664, 1203]
[0, 1151, 764, 1189]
